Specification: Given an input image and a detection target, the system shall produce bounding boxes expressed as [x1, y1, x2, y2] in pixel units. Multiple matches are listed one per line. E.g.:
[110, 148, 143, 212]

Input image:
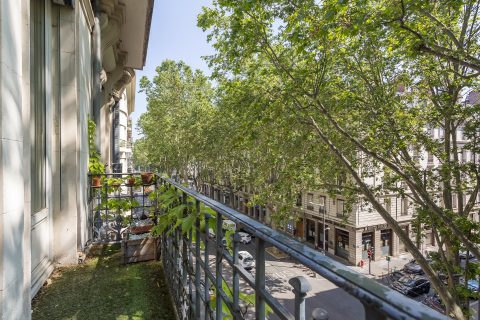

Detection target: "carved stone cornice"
[111, 68, 134, 101]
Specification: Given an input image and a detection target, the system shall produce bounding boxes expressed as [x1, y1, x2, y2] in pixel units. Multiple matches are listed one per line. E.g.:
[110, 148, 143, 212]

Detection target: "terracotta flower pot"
[126, 177, 136, 187]
[141, 172, 154, 185]
[91, 176, 102, 187]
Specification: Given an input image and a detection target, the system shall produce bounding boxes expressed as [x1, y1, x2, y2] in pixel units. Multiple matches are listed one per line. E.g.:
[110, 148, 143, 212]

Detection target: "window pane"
[31, 0, 46, 213]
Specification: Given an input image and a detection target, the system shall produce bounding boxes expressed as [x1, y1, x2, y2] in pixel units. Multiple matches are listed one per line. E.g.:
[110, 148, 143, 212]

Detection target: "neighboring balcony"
[83, 173, 446, 320]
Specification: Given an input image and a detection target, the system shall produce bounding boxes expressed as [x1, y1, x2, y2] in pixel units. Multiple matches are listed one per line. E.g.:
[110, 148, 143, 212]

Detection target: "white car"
[222, 219, 236, 231]
[238, 251, 255, 270]
[237, 232, 252, 244]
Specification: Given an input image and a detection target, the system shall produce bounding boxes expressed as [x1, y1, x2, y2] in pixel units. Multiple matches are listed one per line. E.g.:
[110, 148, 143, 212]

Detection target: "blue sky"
[132, 0, 215, 139]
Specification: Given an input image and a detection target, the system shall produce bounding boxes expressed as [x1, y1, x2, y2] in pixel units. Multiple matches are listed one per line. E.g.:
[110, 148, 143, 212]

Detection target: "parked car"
[422, 293, 445, 314]
[386, 270, 404, 284]
[237, 232, 252, 244]
[403, 259, 432, 274]
[222, 219, 236, 231]
[392, 276, 430, 296]
[459, 251, 475, 260]
[467, 279, 479, 293]
[208, 228, 216, 239]
[238, 251, 255, 270]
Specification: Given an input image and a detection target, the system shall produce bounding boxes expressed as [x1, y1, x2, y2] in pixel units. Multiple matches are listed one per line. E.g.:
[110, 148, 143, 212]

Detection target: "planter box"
[121, 236, 161, 264]
[129, 225, 153, 235]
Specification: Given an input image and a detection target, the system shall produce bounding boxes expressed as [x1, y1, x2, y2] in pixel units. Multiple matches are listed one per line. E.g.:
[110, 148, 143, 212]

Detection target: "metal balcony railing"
[87, 173, 157, 243]
[158, 176, 448, 320]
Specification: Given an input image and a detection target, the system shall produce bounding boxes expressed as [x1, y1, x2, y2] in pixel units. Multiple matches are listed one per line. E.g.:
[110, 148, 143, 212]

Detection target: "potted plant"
[125, 175, 137, 187]
[141, 172, 154, 185]
[88, 120, 105, 187]
[107, 177, 123, 188]
[105, 197, 140, 240]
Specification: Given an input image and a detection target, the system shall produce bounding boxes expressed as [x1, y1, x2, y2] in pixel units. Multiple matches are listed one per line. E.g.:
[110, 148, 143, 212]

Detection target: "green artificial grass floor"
[32, 244, 176, 320]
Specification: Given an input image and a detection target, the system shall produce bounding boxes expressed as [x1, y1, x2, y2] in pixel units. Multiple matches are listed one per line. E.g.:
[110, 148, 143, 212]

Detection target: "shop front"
[362, 232, 374, 260]
[380, 229, 392, 257]
[335, 229, 350, 260]
[306, 219, 316, 244]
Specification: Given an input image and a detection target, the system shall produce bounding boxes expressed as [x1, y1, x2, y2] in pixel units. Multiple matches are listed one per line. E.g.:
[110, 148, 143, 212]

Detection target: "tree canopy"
[136, 1, 480, 318]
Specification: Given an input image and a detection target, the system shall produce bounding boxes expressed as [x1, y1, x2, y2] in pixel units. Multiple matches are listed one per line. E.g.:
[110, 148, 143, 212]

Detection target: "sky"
[132, 0, 215, 140]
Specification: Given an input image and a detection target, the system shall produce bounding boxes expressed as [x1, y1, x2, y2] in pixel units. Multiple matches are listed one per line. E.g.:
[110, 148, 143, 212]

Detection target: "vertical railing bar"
[180, 191, 192, 318]
[232, 231, 240, 318]
[195, 200, 201, 320]
[215, 211, 223, 320]
[255, 237, 266, 320]
[204, 213, 211, 319]
[363, 303, 387, 320]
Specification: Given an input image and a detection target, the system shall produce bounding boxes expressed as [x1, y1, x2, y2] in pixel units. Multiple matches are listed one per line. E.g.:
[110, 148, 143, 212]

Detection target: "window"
[401, 198, 409, 216]
[452, 193, 457, 209]
[427, 152, 434, 164]
[337, 199, 345, 217]
[384, 198, 392, 214]
[458, 128, 464, 141]
[296, 193, 302, 207]
[306, 193, 314, 210]
[318, 195, 326, 214]
[31, 0, 46, 213]
[438, 128, 444, 139]
[426, 127, 434, 137]
[462, 149, 468, 163]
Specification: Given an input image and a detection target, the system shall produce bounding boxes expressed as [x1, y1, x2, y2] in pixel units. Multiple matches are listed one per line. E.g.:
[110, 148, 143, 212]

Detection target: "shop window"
[335, 229, 349, 260]
[380, 229, 392, 256]
[362, 233, 373, 260]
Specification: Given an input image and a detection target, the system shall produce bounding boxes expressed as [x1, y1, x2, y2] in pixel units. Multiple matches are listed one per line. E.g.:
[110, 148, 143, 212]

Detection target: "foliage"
[88, 119, 105, 175]
[150, 185, 217, 237]
[135, 1, 480, 317]
[196, 1, 480, 318]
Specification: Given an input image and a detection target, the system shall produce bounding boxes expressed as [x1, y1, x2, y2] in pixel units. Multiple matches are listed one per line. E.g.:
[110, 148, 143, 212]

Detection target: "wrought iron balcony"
[87, 173, 448, 319]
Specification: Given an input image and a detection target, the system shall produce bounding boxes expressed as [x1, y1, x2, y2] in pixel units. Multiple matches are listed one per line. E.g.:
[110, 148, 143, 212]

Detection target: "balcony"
[35, 173, 448, 319]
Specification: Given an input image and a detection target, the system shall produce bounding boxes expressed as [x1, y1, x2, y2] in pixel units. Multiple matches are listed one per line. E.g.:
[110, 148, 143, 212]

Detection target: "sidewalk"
[348, 253, 413, 279]
[292, 241, 413, 280]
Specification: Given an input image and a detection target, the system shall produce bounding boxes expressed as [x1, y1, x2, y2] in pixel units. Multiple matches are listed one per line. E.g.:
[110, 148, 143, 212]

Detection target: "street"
[201, 238, 365, 319]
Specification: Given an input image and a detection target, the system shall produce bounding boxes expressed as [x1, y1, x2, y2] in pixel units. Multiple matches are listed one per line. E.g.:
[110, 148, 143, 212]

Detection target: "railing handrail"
[162, 176, 448, 320]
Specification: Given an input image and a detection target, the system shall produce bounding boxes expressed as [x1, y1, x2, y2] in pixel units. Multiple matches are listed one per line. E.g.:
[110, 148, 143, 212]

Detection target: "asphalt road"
[201, 238, 365, 320]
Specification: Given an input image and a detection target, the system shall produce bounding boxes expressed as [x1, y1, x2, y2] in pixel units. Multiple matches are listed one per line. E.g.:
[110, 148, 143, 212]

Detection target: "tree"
[136, 60, 215, 181]
[198, 1, 480, 318]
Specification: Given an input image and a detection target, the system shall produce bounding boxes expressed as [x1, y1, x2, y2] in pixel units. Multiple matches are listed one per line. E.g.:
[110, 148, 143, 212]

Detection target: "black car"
[403, 259, 432, 274]
[422, 294, 445, 314]
[392, 276, 431, 296]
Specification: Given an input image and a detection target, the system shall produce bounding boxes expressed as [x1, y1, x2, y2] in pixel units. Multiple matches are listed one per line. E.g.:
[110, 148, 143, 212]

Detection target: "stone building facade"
[0, 1, 153, 319]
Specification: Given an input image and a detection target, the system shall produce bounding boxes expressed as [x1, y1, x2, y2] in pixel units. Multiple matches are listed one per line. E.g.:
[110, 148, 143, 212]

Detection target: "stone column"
[0, 0, 29, 318]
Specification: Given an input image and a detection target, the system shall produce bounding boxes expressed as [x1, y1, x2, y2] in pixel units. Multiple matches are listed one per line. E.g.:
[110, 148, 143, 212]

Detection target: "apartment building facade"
[297, 116, 480, 265]
[0, 1, 153, 318]
[200, 117, 479, 266]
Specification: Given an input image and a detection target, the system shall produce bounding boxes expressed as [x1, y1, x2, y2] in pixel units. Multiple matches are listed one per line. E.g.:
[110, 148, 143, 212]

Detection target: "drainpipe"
[92, 0, 102, 147]
[111, 100, 121, 173]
